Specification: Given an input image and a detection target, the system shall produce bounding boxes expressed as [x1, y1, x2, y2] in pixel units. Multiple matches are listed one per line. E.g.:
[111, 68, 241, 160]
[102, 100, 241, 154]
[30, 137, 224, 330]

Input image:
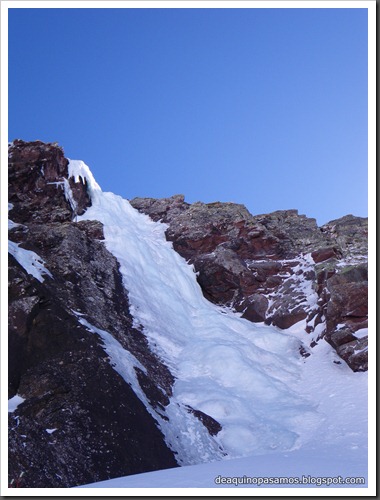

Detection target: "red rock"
[311, 247, 340, 263]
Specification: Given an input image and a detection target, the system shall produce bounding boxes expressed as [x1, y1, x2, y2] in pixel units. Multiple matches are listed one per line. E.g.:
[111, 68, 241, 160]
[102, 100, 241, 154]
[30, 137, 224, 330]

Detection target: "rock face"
[8, 140, 368, 487]
[130, 196, 368, 372]
[8, 140, 178, 488]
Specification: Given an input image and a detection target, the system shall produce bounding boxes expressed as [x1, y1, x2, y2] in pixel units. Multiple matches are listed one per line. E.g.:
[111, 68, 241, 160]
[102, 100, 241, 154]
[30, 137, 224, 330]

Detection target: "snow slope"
[78, 446, 367, 490]
[68, 160, 368, 489]
[78, 338, 369, 490]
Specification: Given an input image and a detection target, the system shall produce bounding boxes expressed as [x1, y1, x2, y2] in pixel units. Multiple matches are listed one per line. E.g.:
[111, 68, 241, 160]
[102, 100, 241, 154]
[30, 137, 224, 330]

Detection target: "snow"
[80, 334, 370, 489]
[353, 328, 368, 340]
[289, 253, 320, 309]
[8, 219, 19, 230]
[8, 201, 53, 283]
[68, 159, 101, 197]
[8, 240, 53, 283]
[8, 395, 25, 413]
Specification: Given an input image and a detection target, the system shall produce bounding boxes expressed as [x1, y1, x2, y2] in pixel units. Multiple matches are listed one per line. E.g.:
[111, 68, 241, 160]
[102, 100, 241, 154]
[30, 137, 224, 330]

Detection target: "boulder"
[311, 247, 341, 263]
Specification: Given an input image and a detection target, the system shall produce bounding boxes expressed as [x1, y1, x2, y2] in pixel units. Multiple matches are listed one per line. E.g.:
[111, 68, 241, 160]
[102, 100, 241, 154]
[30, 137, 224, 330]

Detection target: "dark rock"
[9, 140, 73, 224]
[8, 257, 178, 487]
[336, 337, 368, 372]
[240, 294, 269, 323]
[299, 345, 311, 358]
[270, 309, 308, 330]
[252, 209, 330, 257]
[316, 262, 368, 372]
[75, 220, 104, 240]
[326, 265, 368, 334]
[329, 328, 357, 348]
[185, 406, 222, 437]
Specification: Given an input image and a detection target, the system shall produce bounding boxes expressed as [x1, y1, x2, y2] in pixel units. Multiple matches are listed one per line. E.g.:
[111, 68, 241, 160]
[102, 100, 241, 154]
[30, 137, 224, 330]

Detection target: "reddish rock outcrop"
[130, 196, 368, 372]
[8, 139, 91, 224]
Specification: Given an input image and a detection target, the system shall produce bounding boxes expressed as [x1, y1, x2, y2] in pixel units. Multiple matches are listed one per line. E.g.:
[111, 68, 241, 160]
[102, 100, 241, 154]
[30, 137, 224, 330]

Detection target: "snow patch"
[68, 159, 101, 198]
[8, 219, 19, 230]
[8, 395, 25, 413]
[8, 203, 19, 229]
[8, 240, 53, 282]
[353, 328, 368, 340]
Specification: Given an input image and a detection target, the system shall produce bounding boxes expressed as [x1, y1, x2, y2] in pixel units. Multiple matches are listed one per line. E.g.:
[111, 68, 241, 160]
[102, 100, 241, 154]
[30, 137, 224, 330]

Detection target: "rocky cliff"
[8, 140, 178, 487]
[8, 140, 368, 488]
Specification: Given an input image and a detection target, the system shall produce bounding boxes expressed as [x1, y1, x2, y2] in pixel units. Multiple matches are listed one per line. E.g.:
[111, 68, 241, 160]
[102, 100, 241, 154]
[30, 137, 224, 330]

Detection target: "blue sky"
[8, 6, 368, 225]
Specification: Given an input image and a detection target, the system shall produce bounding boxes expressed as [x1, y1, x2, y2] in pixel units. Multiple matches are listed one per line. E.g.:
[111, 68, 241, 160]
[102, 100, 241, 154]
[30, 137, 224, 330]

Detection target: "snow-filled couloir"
[67, 160, 367, 469]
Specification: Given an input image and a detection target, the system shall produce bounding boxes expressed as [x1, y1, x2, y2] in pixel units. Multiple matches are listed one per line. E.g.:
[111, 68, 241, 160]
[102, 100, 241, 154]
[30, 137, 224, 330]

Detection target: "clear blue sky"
[8, 6, 368, 225]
